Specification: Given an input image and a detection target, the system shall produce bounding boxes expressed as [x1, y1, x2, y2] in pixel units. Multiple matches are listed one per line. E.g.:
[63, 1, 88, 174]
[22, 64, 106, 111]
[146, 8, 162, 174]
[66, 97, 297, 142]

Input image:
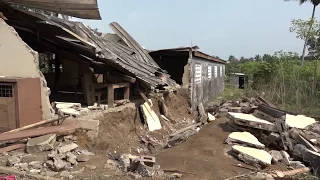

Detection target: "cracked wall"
[0, 19, 54, 120]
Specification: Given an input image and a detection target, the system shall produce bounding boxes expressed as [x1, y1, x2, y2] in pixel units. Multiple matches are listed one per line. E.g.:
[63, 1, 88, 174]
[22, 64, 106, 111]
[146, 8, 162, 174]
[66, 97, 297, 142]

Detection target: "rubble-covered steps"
[232, 145, 272, 168]
[226, 132, 265, 149]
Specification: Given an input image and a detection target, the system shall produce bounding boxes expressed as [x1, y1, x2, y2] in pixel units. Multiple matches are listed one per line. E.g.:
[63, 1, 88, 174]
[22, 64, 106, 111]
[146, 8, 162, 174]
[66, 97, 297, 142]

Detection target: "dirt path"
[156, 117, 250, 180]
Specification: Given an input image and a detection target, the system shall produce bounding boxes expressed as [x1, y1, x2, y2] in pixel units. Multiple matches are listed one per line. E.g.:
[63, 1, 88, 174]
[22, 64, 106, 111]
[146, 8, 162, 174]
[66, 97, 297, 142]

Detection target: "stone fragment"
[26, 134, 56, 153]
[269, 150, 283, 163]
[77, 154, 90, 162]
[66, 152, 78, 165]
[281, 150, 291, 165]
[60, 171, 73, 179]
[57, 143, 78, 154]
[135, 161, 155, 177]
[30, 169, 41, 174]
[232, 145, 272, 168]
[105, 159, 119, 170]
[226, 132, 265, 149]
[168, 173, 183, 179]
[7, 156, 20, 166]
[29, 161, 42, 169]
[14, 163, 29, 171]
[290, 161, 306, 169]
[208, 113, 216, 122]
[85, 165, 97, 170]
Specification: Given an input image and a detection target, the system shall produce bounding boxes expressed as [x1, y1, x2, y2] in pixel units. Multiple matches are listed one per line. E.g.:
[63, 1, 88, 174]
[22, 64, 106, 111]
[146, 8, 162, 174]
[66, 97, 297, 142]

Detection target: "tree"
[254, 54, 262, 61]
[286, 0, 320, 64]
[228, 55, 237, 62]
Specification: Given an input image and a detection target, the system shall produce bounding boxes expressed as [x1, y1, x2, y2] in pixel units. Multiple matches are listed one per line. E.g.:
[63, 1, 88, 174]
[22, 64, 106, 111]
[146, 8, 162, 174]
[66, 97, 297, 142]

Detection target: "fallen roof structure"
[0, 3, 179, 91]
[0, 0, 101, 19]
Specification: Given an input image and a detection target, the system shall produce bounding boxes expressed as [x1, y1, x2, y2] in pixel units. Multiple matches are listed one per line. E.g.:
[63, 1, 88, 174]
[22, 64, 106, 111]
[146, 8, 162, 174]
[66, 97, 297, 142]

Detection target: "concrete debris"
[140, 99, 162, 131]
[26, 134, 56, 153]
[30, 169, 41, 174]
[6, 156, 20, 167]
[248, 172, 275, 180]
[76, 154, 90, 162]
[232, 145, 272, 168]
[29, 161, 42, 169]
[60, 171, 73, 179]
[57, 143, 78, 154]
[208, 113, 216, 122]
[105, 159, 119, 170]
[286, 114, 316, 129]
[167, 173, 183, 179]
[269, 150, 283, 163]
[281, 150, 291, 165]
[167, 123, 201, 147]
[290, 161, 306, 169]
[226, 132, 265, 149]
[66, 152, 78, 165]
[228, 112, 277, 132]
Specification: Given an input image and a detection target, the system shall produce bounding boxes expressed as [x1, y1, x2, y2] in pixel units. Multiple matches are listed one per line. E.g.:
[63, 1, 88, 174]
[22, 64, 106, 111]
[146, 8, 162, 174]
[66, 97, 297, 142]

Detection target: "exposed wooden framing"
[82, 72, 95, 106]
[107, 82, 130, 108]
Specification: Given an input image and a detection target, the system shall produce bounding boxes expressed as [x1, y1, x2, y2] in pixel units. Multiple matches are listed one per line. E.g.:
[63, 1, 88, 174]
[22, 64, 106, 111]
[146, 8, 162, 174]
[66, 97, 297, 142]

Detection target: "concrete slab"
[226, 132, 265, 149]
[208, 113, 216, 122]
[54, 102, 81, 109]
[232, 145, 272, 168]
[26, 134, 56, 153]
[57, 143, 78, 154]
[286, 114, 316, 129]
[228, 112, 277, 132]
[140, 100, 161, 131]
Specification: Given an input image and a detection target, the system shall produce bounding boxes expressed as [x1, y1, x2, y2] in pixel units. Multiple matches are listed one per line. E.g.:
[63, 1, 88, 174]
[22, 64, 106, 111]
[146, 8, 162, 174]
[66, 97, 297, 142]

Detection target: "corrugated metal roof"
[1, 0, 101, 19]
[1, 4, 179, 90]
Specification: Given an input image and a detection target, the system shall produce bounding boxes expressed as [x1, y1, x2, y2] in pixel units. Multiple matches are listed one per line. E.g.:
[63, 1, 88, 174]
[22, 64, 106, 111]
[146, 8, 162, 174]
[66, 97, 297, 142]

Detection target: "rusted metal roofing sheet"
[1, 0, 101, 19]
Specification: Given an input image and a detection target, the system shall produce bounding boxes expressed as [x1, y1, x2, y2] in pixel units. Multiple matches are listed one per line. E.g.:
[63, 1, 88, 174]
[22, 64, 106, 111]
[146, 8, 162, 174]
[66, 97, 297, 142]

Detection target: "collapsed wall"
[0, 19, 54, 120]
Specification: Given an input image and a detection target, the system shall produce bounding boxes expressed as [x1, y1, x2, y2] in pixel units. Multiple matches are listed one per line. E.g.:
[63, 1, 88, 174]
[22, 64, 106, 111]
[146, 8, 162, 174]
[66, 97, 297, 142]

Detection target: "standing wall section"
[190, 56, 225, 110]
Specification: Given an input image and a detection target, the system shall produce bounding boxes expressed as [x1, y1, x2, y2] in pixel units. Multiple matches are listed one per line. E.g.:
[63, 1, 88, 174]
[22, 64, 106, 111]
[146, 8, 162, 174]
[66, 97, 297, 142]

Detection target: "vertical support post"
[82, 73, 95, 106]
[124, 86, 130, 100]
[108, 85, 114, 108]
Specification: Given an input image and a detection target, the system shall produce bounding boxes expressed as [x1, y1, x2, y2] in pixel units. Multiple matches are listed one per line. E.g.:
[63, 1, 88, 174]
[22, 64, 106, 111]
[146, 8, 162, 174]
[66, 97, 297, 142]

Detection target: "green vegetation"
[225, 17, 320, 116]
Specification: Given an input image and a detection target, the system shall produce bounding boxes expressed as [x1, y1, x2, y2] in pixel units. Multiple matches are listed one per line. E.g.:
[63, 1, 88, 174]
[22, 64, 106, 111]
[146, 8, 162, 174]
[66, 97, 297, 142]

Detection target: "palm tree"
[287, 0, 320, 64]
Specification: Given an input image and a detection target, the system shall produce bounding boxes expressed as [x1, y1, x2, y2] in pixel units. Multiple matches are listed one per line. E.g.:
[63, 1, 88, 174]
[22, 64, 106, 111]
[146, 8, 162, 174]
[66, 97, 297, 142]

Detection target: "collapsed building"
[0, 1, 225, 132]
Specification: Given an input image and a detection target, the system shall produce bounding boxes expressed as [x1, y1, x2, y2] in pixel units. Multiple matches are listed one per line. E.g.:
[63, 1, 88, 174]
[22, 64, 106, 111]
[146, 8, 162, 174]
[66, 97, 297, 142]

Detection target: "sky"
[73, 0, 320, 60]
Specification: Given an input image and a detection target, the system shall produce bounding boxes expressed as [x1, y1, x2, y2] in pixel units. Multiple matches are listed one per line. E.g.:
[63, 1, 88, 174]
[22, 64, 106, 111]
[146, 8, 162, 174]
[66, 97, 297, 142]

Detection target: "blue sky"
[74, 0, 320, 60]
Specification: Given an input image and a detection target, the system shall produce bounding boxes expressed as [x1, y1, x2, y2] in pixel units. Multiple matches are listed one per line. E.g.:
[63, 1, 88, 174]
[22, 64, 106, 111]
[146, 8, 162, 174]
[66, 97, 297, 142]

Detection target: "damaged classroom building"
[3, 1, 320, 180]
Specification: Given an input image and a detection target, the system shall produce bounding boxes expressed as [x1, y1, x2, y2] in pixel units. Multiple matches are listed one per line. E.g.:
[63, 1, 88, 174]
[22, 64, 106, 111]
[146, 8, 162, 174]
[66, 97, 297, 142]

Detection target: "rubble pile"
[217, 96, 320, 178]
[2, 133, 95, 179]
[52, 102, 109, 118]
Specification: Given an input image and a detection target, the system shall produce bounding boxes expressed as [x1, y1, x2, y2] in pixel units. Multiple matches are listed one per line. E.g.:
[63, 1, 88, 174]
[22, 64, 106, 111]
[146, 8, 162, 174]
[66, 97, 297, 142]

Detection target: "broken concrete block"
[290, 161, 306, 169]
[6, 156, 21, 166]
[52, 157, 70, 171]
[300, 148, 320, 177]
[66, 152, 78, 165]
[264, 133, 280, 146]
[29, 161, 42, 169]
[232, 145, 272, 168]
[30, 169, 41, 174]
[269, 150, 283, 163]
[140, 100, 161, 131]
[58, 108, 81, 117]
[26, 134, 56, 153]
[14, 163, 29, 171]
[228, 112, 277, 132]
[208, 113, 216, 122]
[54, 102, 81, 110]
[57, 143, 78, 154]
[286, 114, 316, 129]
[168, 173, 183, 179]
[135, 161, 155, 177]
[77, 154, 90, 162]
[281, 150, 291, 165]
[226, 132, 265, 149]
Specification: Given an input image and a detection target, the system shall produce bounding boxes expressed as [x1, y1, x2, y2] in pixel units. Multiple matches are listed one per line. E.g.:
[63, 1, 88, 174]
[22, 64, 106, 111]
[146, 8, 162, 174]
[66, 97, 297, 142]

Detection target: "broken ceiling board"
[232, 145, 272, 168]
[140, 99, 161, 132]
[228, 112, 277, 132]
[226, 132, 265, 149]
[286, 114, 316, 129]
